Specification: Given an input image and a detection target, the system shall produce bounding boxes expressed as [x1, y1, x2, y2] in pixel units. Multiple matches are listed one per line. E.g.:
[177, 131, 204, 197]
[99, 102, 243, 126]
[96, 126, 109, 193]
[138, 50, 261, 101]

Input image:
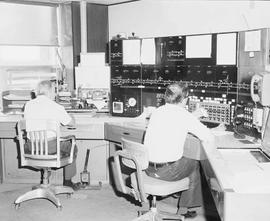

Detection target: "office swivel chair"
[14, 119, 76, 209]
[113, 138, 190, 221]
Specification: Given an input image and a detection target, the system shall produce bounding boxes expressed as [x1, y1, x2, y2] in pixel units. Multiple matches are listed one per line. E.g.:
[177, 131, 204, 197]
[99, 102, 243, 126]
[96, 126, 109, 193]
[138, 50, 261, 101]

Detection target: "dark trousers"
[24, 139, 78, 180]
[146, 156, 202, 208]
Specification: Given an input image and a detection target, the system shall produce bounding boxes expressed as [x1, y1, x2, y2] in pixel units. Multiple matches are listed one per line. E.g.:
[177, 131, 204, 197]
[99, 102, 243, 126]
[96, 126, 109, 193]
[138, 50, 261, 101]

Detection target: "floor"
[0, 182, 221, 221]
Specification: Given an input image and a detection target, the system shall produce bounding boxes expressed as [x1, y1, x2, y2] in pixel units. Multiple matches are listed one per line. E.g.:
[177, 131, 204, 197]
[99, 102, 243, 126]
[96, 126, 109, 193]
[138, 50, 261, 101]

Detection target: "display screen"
[141, 38, 156, 65]
[113, 102, 123, 113]
[122, 39, 141, 65]
[186, 34, 212, 58]
[216, 33, 237, 65]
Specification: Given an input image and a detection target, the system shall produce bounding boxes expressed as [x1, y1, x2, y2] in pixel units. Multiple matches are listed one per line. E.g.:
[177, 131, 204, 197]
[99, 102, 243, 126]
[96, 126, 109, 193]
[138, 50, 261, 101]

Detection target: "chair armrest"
[60, 135, 76, 142]
[60, 135, 76, 164]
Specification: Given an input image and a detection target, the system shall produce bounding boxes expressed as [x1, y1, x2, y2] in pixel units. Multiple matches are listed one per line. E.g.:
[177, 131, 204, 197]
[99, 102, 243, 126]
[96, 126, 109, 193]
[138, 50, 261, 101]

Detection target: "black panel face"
[111, 87, 141, 117]
[216, 65, 237, 84]
[186, 65, 202, 81]
[202, 65, 217, 82]
[161, 65, 187, 81]
[141, 66, 162, 81]
[142, 88, 166, 108]
[111, 65, 122, 79]
[110, 40, 122, 65]
[122, 66, 141, 80]
[161, 36, 185, 66]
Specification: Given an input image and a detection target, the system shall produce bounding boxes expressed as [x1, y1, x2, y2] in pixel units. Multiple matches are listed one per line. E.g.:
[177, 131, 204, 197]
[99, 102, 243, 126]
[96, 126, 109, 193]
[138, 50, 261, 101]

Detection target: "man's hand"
[67, 114, 76, 127]
[192, 107, 208, 119]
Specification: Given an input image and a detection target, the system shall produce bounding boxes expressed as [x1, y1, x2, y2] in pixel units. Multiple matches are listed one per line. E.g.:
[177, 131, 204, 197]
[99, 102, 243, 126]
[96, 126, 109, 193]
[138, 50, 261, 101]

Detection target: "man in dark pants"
[144, 82, 216, 217]
[24, 80, 80, 190]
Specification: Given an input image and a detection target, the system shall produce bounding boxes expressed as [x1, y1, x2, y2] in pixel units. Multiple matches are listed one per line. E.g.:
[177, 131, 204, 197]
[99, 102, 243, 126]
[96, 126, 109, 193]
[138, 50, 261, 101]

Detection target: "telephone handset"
[250, 74, 261, 103]
[250, 73, 270, 106]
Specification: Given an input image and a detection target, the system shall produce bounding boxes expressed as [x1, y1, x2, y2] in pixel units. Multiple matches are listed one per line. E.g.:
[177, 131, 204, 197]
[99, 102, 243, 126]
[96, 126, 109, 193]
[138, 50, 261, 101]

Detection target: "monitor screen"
[141, 38, 156, 65]
[186, 34, 212, 58]
[122, 39, 141, 65]
[216, 33, 237, 65]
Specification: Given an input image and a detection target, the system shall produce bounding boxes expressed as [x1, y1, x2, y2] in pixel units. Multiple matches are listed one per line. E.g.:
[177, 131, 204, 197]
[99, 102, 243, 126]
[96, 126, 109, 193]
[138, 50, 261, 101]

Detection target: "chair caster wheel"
[66, 193, 72, 198]
[137, 211, 143, 216]
[15, 203, 20, 210]
[57, 205, 62, 211]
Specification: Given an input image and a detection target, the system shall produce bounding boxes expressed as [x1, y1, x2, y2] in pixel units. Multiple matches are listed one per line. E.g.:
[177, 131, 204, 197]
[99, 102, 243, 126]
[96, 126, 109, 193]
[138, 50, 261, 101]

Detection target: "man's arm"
[187, 113, 215, 143]
[66, 114, 76, 127]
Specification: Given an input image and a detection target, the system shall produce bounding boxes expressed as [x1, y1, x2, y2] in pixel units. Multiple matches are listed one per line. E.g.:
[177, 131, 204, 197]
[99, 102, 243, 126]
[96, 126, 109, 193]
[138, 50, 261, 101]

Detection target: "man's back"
[24, 95, 71, 138]
[24, 95, 71, 125]
[144, 103, 212, 163]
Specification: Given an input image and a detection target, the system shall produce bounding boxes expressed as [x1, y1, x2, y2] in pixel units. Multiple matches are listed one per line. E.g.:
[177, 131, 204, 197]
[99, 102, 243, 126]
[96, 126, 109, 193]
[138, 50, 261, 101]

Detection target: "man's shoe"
[182, 210, 197, 219]
[63, 180, 82, 191]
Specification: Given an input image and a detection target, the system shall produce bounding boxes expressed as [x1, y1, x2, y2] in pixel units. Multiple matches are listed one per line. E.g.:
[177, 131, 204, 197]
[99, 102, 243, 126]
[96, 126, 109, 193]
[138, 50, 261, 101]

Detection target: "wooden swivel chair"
[14, 119, 76, 209]
[113, 138, 190, 221]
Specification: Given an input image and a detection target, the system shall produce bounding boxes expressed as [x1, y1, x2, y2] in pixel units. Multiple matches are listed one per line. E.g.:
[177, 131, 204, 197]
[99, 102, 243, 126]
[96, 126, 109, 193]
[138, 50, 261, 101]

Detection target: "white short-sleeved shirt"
[144, 103, 214, 163]
[24, 95, 71, 138]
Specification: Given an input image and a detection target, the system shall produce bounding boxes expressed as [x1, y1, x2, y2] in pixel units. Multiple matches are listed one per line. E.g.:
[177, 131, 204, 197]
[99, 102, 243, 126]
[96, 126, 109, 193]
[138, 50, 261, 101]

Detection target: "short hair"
[36, 80, 53, 96]
[165, 82, 189, 104]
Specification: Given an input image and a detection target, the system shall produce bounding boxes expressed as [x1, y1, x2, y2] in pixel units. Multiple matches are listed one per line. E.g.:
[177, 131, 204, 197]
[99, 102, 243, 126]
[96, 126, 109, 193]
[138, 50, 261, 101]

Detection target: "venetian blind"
[0, 2, 58, 46]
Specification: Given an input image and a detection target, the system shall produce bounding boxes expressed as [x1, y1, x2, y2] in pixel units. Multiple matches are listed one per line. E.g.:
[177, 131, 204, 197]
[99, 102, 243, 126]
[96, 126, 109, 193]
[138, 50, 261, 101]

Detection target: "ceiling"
[15, 0, 140, 6]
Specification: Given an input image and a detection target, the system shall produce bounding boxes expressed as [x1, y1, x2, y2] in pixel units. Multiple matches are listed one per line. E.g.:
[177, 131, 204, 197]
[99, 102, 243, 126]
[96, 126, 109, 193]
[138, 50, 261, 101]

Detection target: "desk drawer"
[121, 127, 145, 143]
[104, 123, 145, 143]
[61, 123, 104, 139]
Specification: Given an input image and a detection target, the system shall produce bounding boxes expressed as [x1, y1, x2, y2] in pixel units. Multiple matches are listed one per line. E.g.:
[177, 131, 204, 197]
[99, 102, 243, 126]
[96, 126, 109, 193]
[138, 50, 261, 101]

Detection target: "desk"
[2, 115, 270, 220]
[104, 120, 206, 160]
[0, 114, 129, 185]
[104, 121, 270, 221]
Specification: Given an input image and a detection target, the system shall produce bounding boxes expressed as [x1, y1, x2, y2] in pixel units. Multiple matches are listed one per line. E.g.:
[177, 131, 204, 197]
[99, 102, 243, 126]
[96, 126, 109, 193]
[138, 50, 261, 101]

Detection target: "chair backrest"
[113, 138, 149, 203]
[17, 119, 64, 168]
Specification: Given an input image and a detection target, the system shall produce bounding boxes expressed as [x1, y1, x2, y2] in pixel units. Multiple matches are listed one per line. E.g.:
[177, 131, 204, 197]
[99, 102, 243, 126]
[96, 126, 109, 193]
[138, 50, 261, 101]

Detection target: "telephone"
[250, 73, 270, 106]
[253, 107, 263, 128]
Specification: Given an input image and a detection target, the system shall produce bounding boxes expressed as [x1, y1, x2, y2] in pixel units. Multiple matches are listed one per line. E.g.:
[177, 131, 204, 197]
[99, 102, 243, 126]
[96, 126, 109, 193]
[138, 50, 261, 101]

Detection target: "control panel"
[189, 100, 232, 125]
[111, 88, 141, 117]
[110, 33, 238, 122]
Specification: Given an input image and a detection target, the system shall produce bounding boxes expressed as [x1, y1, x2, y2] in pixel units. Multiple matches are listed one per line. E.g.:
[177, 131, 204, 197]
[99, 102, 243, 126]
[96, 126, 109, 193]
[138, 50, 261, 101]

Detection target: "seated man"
[144, 82, 216, 216]
[23, 80, 80, 190]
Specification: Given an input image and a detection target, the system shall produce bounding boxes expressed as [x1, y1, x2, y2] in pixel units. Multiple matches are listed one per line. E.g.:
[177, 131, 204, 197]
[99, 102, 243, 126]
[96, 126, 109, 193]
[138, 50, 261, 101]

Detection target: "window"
[0, 46, 58, 66]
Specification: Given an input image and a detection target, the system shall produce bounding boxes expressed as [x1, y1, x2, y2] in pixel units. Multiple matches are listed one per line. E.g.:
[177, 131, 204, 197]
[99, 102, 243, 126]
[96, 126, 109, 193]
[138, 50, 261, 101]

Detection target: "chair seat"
[131, 171, 190, 197]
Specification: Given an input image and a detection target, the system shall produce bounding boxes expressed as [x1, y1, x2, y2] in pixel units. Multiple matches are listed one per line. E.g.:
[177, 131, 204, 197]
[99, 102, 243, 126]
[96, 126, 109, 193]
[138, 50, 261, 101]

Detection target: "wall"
[0, 69, 8, 111]
[72, 2, 109, 70]
[108, 0, 270, 39]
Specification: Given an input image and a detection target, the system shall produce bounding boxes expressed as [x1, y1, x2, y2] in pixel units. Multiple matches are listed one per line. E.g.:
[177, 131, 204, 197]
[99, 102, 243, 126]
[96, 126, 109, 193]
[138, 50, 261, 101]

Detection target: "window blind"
[0, 2, 58, 46]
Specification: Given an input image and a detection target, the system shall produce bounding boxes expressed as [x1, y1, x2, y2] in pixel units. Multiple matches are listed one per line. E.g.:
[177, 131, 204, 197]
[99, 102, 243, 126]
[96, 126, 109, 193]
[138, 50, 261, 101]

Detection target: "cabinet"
[2, 90, 31, 114]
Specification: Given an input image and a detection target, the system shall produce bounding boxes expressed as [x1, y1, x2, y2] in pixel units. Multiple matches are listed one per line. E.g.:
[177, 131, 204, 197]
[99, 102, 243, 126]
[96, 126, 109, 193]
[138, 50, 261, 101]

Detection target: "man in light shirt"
[144, 82, 215, 215]
[24, 80, 79, 190]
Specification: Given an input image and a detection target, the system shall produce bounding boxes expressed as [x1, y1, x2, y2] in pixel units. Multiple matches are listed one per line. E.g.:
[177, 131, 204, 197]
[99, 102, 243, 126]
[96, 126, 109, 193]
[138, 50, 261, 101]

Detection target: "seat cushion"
[24, 139, 74, 159]
[131, 171, 190, 197]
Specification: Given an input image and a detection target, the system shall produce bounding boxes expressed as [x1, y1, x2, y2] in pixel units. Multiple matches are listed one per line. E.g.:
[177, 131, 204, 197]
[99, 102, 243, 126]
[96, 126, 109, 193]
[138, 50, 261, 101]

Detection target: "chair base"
[14, 184, 74, 209]
[133, 208, 185, 221]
